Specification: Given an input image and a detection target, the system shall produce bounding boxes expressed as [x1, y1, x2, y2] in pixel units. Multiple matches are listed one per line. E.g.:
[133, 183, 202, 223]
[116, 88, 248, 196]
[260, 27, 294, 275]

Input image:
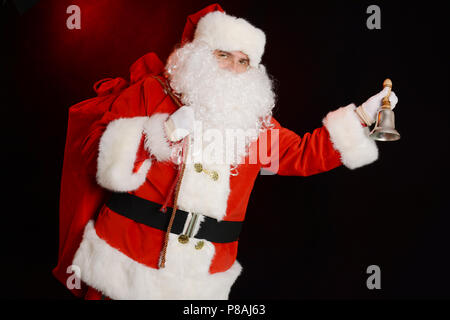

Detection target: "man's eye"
[219, 53, 229, 58]
[239, 60, 249, 65]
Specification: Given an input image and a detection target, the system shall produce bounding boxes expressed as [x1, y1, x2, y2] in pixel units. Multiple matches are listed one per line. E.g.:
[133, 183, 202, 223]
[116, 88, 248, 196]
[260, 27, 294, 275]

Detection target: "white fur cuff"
[323, 104, 378, 169]
[143, 113, 172, 162]
[97, 117, 152, 192]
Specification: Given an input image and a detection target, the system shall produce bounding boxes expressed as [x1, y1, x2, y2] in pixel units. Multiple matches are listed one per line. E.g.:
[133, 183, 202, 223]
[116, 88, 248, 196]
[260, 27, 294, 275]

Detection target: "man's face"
[213, 50, 250, 74]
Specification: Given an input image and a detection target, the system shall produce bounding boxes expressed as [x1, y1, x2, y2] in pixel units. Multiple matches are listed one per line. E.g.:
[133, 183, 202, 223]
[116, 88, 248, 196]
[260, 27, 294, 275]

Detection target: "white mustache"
[166, 40, 276, 165]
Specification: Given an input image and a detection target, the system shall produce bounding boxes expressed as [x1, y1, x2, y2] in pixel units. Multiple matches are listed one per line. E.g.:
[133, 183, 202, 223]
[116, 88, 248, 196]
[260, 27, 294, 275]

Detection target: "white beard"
[166, 40, 276, 166]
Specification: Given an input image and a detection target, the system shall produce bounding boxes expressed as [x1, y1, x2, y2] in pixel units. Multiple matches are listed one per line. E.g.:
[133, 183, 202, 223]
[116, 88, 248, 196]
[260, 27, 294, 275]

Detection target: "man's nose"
[227, 59, 239, 73]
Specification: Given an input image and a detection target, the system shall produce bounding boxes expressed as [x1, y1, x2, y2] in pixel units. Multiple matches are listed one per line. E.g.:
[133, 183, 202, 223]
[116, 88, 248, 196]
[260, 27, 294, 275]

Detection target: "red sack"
[52, 53, 164, 297]
[53, 3, 225, 297]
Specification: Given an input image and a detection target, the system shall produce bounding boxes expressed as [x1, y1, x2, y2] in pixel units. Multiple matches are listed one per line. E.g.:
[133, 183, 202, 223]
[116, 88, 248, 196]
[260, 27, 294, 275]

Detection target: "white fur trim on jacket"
[72, 221, 243, 300]
[323, 103, 378, 169]
[143, 113, 173, 162]
[177, 162, 231, 221]
[96, 117, 152, 192]
[194, 11, 266, 67]
[175, 140, 231, 221]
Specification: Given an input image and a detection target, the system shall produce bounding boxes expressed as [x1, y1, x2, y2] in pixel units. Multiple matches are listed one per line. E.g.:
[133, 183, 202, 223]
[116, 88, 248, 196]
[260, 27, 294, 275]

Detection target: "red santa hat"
[181, 4, 266, 67]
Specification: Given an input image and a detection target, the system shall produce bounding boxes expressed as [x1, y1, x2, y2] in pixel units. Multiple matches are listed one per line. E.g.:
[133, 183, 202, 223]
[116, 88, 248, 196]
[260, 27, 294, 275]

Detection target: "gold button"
[195, 241, 204, 250]
[194, 163, 203, 173]
[211, 171, 219, 181]
[178, 234, 189, 244]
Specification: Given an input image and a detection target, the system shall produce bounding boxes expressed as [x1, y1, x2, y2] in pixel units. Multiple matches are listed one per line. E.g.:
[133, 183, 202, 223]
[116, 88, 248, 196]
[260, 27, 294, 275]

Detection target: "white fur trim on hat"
[194, 11, 266, 67]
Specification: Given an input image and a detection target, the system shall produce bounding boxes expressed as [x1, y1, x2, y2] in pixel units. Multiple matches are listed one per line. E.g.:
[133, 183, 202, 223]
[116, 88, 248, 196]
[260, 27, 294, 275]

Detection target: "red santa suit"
[56, 4, 379, 300]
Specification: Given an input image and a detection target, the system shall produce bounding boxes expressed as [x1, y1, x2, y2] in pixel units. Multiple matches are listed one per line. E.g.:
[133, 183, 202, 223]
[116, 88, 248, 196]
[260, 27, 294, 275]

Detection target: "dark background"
[1, 0, 449, 299]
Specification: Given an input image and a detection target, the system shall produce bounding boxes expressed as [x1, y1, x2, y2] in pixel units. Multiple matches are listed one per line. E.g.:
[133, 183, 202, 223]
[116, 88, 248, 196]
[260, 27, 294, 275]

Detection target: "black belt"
[105, 193, 243, 243]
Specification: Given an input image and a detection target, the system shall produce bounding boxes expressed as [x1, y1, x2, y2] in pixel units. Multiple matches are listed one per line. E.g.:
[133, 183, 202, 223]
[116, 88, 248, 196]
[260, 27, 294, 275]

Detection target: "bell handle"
[381, 78, 392, 109]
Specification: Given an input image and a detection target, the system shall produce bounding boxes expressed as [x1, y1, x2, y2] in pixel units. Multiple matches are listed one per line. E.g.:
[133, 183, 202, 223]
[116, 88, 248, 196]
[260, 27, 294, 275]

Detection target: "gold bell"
[369, 78, 401, 141]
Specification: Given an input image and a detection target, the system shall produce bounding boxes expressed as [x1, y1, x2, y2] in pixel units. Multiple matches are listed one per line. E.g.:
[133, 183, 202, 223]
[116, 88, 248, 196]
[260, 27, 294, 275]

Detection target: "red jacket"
[87, 70, 343, 266]
[66, 54, 379, 300]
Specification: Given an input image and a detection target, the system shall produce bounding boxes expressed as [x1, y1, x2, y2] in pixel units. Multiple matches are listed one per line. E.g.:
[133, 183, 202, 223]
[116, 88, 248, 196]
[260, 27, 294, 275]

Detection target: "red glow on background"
[14, 0, 215, 104]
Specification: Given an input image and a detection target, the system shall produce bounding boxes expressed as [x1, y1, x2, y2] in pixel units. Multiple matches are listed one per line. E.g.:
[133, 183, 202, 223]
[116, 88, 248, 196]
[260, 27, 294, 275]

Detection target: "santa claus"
[54, 4, 398, 300]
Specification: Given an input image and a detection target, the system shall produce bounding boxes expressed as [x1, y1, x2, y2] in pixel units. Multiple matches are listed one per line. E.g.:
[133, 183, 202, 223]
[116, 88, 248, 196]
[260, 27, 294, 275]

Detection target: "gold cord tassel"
[159, 136, 189, 268]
